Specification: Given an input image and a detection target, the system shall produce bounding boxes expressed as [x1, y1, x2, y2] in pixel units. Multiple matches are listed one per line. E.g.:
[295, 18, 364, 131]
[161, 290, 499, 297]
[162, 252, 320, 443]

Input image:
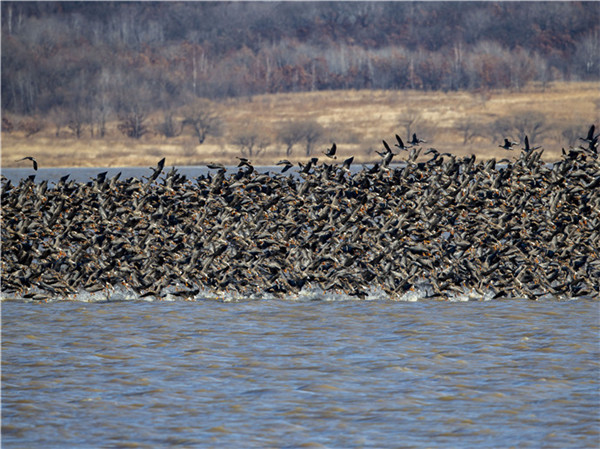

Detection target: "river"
[2, 298, 598, 448]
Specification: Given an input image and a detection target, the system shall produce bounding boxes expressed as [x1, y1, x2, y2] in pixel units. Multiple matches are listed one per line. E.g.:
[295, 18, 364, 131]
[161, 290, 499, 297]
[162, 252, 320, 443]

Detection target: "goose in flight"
[16, 156, 38, 170]
[276, 159, 294, 173]
[206, 162, 226, 170]
[409, 133, 426, 145]
[324, 143, 337, 159]
[237, 157, 252, 168]
[341, 156, 354, 171]
[579, 124, 598, 144]
[522, 136, 540, 152]
[377, 140, 397, 157]
[499, 138, 517, 150]
[394, 134, 410, 151]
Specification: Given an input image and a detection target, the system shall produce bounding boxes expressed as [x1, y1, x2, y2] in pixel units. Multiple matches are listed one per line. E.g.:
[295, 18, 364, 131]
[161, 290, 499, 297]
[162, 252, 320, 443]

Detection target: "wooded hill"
[2, 2, 598, 123]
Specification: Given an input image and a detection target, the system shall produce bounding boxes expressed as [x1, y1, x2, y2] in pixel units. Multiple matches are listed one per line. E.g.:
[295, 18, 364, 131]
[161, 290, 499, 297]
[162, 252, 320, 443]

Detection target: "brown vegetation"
[2, 82, 598, 168]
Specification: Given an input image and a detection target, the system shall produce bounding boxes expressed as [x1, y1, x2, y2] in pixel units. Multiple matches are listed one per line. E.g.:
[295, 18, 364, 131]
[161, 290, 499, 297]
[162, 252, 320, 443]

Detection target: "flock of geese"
[2, 125, 599, 301]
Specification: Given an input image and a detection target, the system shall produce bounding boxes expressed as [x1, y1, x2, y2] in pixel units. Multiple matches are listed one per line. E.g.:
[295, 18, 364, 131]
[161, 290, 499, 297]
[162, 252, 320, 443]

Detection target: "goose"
[409, 133, 426, 145]
[16, 156, 38, 170]
[276, 159, 294, 173]
[324, 142, 337, 159]
[499, 138, 517, 150]
[579, 124, 598, 144]
[394, 134, 411, 151]
[522, 136, 540, 152]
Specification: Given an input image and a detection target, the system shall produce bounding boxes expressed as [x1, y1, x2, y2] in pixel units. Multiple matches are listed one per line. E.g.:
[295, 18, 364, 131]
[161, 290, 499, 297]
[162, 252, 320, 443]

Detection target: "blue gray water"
[2, 165, 306, 185]
[2, 298, 599, 448]
[2, 162, 405, 185]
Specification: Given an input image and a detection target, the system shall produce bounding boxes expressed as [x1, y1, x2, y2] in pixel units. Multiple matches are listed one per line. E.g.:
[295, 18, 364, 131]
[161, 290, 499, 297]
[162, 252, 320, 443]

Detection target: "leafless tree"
[2, 117, 15, 133]
[232, 127, 271, 158]
[48, 107, 68, 137]
[397, 109, 423, 142]
[19, 117, 45, 138]
[511, 111, 547, 144]
[489, 111, 548, 145]
[183, 100, 224, 144]
[118, 103, 149, 139]
[277, 121, 306, 157]
[155, 111, 183, 138]
[67, 105, 90, 139]
[489, 117, 516, 143]
[301, 120, 324, 157]
[561, 125, 579, 148]
[456, 117, 482, 144]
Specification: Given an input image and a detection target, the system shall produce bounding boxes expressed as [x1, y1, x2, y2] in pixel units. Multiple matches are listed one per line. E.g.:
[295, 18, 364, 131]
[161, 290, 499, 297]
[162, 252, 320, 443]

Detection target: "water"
[1, 162, 393, 185]
[1, 166, 248, 185]
[2, 298, 599, 448]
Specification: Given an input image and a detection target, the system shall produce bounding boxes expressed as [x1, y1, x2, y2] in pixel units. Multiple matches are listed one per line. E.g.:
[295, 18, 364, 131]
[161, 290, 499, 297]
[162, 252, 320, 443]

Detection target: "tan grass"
[2, 81, 598, 168]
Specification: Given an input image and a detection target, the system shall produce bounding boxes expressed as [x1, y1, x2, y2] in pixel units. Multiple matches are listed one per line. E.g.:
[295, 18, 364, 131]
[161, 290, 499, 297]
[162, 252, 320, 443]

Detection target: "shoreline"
[3, 82, 598, 169]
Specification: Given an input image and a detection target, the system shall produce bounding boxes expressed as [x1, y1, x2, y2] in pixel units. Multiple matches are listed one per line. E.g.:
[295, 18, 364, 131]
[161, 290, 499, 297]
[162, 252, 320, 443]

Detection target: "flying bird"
[522, 136, 540, 152]
[276, 159, 294, 173]
[394, 134, 410, 151]
[409, 133, 426, 145]
[17, 156, 38, 170]
[324, 142, 337, 159]
[237, 157, 252, 168]
[206, 162, 226, 170]
[341, 156, 354, 171]
[499, 138, 517, 150]
[579, 124, 598, 144]
[149, 157, 166, 182]
[377, 140, 396, 157]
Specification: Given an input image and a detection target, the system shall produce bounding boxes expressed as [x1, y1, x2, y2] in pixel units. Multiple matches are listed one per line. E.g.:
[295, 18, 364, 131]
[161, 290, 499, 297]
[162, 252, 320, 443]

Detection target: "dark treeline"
[2, 1, 599, 120]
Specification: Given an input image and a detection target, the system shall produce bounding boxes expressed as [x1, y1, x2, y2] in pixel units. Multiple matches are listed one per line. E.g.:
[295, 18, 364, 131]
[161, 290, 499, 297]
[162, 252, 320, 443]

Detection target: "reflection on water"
[2, 299, 599, 448]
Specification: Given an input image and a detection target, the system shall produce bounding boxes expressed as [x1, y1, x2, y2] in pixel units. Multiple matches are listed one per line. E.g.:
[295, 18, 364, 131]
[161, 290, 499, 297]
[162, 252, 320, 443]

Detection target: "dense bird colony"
[1, 129, 599, 301]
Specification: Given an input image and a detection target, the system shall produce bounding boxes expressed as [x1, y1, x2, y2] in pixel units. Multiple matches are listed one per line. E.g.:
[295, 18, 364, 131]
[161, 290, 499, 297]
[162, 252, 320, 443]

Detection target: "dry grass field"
[2, 81, 598, 169]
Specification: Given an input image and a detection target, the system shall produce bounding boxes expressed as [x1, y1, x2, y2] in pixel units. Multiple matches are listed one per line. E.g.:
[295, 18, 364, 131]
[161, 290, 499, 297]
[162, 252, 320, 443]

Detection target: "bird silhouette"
[341, 156, 354, 171]
[409, 133, 426, 145]
[237, 157, 252, 168]
[499, 138, 517, 150]
[276, 159, 294, 173]
[580, 124, 598, 144]
[17, 156, 38, 170]
[324, 142, 337, 159]
[377, 140, 397, 157]
[394, 135, 410, 151]
[206, 162, 226, 170]
[522, 136, 540, 152]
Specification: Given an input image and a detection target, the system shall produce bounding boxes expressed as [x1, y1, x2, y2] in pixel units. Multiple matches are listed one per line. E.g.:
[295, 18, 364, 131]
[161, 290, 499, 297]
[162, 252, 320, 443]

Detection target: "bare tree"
[67, 105, 89, 139]
[489, 111, 548, 145]
[118, 103, 149, 139]
[232, 127, 270, 158]
[183, 100, 224, 144]
[561, 125, 580, 148]
[2, 116, 15, 133]
[456, 117, 482, 144]
[48, 106, 68, 137]
[155, 111, 183, 138]
[397, 109, 423, 142]
[489, 117, 515, 143]
[277, 121, 306, 157]
[91, 94, 111, 139]
[511, 111, 547, 144]
[302, 120, 324, 157]
[19, 117, 45, 138]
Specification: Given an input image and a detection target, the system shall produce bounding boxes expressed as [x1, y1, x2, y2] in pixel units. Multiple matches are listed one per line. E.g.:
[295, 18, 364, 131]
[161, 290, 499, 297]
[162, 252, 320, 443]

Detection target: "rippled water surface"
[2, 299, 599, 448]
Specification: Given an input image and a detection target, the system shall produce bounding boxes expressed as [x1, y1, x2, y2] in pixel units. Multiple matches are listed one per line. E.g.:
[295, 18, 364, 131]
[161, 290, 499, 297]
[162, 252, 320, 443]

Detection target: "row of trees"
[2, 2, 599, 119]
[3, 99, 591, 161]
